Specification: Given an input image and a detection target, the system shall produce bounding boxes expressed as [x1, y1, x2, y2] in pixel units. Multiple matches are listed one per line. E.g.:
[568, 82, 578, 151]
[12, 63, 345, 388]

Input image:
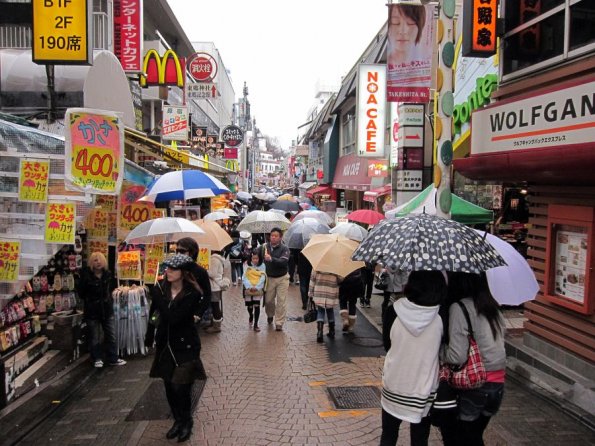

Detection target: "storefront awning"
[332, 153, 384, 191]
[307, 184, 333, 198]
[298, 181, 317, 190]
[363, 184, 392, 202]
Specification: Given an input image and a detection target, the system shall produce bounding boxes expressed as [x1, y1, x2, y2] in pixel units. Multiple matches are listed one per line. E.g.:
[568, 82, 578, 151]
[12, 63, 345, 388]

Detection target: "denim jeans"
[230, 261, 243, 283]
[316, 306, 334, 323]
[86, 316, 118, 363]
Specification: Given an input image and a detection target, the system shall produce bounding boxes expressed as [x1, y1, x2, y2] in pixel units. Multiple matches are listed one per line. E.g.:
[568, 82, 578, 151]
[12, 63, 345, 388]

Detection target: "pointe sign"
[357, 64, 386, 158]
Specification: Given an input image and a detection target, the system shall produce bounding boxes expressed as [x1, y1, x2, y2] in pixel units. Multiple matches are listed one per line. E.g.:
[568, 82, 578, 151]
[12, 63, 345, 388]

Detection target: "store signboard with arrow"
[187, 83, 218, 99]
[398, 126, 424, 148]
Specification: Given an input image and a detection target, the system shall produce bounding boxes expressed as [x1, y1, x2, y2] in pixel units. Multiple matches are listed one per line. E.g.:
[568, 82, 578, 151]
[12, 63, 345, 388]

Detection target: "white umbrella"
[476, 230, 539, 306]
[203, 211, 230, 222]
[283, 218, 330, 249]
[237, 210, 291, 233]
[222, 208, 239, 217]
[330, 222, 368, 242]
[236, 191, 252, 201]
[292, 210, 334, 226]
[125, 217, 205, 244]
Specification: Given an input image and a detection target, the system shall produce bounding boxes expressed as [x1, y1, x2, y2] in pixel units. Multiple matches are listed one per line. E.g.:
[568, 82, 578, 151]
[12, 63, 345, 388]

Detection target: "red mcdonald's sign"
[139, 49, 185, 88]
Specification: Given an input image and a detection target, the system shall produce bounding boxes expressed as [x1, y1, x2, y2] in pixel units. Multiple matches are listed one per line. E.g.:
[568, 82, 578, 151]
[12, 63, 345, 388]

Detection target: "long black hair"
[474, 272, 504, 340]
[404, 270, 447, 307]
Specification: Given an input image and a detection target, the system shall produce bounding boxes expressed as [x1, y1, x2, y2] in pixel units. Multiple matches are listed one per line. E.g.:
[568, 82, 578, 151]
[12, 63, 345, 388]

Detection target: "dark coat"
[187, 262, 211, 317]
[146, 281, 203, 382]
[339, 268, 365, 300]
[76, 268, 116, 320]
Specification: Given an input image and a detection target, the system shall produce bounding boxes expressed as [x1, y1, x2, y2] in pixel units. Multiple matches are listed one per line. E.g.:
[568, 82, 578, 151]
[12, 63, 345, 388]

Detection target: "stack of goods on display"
[112, 285, 150, 356]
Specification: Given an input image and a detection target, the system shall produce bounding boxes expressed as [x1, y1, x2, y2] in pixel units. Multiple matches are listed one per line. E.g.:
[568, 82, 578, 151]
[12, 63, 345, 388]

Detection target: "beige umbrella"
[302, 234, 365, 277]
[192, 219, 233, 251]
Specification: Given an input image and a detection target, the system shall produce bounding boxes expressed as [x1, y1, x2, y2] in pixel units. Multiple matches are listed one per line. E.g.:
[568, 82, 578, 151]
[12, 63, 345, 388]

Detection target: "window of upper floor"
[341, 107, 356, 157]
[501, 0, 595, 82]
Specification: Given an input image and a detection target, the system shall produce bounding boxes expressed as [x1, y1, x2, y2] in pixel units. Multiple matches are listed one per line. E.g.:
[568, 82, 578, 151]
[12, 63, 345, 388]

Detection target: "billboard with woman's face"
[387, 4, 435, 103]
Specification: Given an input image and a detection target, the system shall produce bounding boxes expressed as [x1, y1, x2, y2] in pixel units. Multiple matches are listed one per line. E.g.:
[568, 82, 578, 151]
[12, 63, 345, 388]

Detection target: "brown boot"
[340, 310, 349, 332]
[347, 316, 356, 333]
[204, 319, 222, 333]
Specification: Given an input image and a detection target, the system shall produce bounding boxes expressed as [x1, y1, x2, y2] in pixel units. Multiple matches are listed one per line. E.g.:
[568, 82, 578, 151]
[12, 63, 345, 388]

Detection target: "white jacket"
[381, 298, 442, 423]
[208, 254, 225, 292]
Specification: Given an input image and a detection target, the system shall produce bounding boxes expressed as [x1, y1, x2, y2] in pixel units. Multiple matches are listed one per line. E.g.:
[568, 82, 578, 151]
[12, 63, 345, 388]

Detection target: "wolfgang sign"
[471, 79, 595, 155]
[357, 64, 386, 157]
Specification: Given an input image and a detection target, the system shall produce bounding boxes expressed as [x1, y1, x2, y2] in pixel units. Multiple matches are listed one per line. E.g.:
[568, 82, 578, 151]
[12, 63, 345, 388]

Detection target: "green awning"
[388, 185, 493, 225]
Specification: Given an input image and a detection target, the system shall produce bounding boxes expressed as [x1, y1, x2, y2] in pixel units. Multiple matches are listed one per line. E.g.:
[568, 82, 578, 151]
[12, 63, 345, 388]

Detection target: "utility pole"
[240, 82, 251, 192]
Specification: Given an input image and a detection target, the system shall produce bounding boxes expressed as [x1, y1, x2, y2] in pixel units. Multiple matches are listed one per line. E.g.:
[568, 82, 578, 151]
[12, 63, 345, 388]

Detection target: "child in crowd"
[242, 249, 267, 332]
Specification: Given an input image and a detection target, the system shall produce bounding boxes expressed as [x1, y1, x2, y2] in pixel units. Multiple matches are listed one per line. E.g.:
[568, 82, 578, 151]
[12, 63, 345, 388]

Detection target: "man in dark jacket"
[76, 252, 125, 368]
[263, 227, 290, 331]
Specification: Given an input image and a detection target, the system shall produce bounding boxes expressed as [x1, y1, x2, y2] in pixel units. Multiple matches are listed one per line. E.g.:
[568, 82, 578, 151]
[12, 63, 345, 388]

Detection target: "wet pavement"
[2, 283, 594, 445]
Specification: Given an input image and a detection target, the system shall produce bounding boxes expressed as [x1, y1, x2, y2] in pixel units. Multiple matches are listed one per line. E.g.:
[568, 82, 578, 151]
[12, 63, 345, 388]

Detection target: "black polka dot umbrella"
[351, 213, 506, 273]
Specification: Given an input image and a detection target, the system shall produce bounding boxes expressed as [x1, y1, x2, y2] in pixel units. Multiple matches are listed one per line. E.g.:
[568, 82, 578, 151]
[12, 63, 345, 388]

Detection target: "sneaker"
[267, 317, 273, 325]
[275, 325, 283, 331]
[94, 359, 104, 368]
[109, 359, 127, 366]
[365, 302, 371, 308]
[254, 325, 261, 332]
[295, 280, 300, 285]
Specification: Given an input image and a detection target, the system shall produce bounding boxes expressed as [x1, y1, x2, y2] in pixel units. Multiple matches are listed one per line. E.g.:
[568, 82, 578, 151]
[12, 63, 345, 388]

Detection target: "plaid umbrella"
[352, 213, 506, 273]
[283, 218, 330, 249]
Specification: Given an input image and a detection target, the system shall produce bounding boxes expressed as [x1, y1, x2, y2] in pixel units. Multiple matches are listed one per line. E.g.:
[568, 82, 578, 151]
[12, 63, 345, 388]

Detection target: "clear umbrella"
[237, 210, 291, 233]
[124, 217, 205, 244]
[283, 218, 330, 249]
[203, 211, 230, 222]
[330, 222, 368, 242]
[292, 210, 334, 226]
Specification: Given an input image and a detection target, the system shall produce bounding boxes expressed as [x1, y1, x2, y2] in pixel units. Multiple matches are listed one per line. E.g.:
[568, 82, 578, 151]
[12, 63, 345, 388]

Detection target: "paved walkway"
[10, 283, 595, 445]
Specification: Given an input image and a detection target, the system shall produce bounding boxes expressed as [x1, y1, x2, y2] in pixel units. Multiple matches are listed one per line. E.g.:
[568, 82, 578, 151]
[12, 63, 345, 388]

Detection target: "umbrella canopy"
[386, 185, 493, 225]
[270, 200, 301, 212]
[347, 209, 385, 226]
[352, 214, 506, 273]
[221, 208, 239, 218]
[292, 210, 334, 226]
[277, 194, 296, 201]
[203, 211, 230, 222]
[330, 222, 369, 242]
[253, 192, 277, 202]
[298, 197, 314, 204]
[138, 169, 230, 203]
[302, 234, 365, 277]
[237, 210, 291, 233]
[283, 218, 330, 249]
[124, 217, 205, 244]
[236, 191, 252, 202]
[192, 220, 234, 251]
[476, 230, 539, 305]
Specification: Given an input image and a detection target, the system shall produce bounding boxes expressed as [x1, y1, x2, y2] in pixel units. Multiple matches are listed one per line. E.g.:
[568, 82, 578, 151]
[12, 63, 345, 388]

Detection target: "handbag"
[303, 298, 318, 323]
[446, 302, 487, 390]
[374, 271, 389, 291]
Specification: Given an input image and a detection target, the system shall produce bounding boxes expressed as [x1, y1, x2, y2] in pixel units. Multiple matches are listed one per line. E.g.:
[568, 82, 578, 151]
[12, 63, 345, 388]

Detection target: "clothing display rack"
[112, 285, 150, 356]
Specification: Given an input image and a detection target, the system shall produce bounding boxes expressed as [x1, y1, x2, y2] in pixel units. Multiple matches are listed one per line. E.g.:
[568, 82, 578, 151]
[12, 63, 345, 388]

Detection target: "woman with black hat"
[145, 253, 207, 442]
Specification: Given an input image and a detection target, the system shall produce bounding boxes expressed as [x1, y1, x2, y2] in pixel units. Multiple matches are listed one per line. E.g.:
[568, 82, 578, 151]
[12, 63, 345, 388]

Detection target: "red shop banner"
[114, 0, 143, 72]
[224, 147, 238, 159]
[368, 160, 389, 177]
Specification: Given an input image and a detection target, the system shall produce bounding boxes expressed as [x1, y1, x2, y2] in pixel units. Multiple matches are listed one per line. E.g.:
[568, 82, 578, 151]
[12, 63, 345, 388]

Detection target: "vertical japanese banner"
[64, 108, 125, 195]
[87, 209, 109, 240]
[387, 4, 435, 103]
[144, 245, 165, 284]
[45, 203, 76, 244]
[117, 250, 142, 281]
[18, 159, 50, 203]
[198, 247, 210, 271]
[0, 241, 21, 282]
[113, 0, 143, 72]
[87, 239, 109, 259]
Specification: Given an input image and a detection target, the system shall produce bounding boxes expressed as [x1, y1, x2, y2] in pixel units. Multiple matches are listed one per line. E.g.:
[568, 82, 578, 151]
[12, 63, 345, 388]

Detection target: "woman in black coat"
[339, 267, 365, 333]
[145, 253, 206, 443]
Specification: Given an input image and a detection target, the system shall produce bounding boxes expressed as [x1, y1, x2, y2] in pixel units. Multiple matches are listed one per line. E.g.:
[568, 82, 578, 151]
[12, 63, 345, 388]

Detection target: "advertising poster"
[198, 247, 210, 271]
[117, 250, 142, 281]
[96, 194, 118, 212]
[0, 241, 20, 282]
[45, 203, 76, 244]
[18, 159, 50, 203]
[87, 239, 109, 259]
[144, 245, 165, 284]
[64, 108, 125, 195]
[554, 230, 588, 304]
[387, 4, 435, 103]
[87, 209, 109, 240]
[162, 106, 189, 141]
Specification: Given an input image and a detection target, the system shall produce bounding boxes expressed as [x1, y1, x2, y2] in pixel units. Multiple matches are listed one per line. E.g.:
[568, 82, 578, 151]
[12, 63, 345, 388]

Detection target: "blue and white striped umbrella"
[138, 170, 230, 203]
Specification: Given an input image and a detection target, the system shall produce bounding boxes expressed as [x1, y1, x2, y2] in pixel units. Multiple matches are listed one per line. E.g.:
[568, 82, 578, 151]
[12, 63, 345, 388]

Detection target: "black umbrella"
[270, 200, 300, 212]
[352, 213, 506, 273]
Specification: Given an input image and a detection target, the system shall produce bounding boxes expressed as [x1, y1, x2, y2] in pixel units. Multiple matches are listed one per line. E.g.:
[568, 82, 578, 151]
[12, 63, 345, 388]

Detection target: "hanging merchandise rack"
[112, 285, 150, 356]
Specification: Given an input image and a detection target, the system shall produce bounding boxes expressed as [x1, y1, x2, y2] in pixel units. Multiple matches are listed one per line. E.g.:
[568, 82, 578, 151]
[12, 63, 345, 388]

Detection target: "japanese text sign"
[87, 239, 108, 259]
[88, 209, 109, 240]
[32, 0, 92, 65]
[18, 159, 50, 203]
[162, 106, 189, 141]
[463, 0, 498, 57]
[144, 245, 165, 284]
[65, 108, 125, 195]
[198, 247, 210, 271]
[0, 241, 20, 282]
[118, 203, 165, 240]
[113, 0, 143, 72]
[187, 83, 218, 100]
[357, 64, 386, 157]
[117, 250, 141, 281]
[367, 160, 389, 177]
[220, 125, 244, 147]
[95, 194, 117, 212]
[45, 202, 76, 244]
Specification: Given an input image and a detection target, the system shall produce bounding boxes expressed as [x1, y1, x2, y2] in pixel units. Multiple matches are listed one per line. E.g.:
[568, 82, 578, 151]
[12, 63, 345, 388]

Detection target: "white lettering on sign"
[343, 162, 361, 177]
[357, 64, 386, 158]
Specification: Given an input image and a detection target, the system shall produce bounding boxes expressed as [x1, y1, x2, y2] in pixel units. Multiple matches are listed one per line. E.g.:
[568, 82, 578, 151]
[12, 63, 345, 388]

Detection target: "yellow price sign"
[45, 202, 76, 244]
[197, 247, 210, 271]
[19, 159, 50, 203]
[88, 209, 109, 240]
[117, 250, 142, 281]
[119, 204, 164, 231]
[71, 146, 118, 191]
[144, 245, 165, 284]
[87, 239, 108, 259]
[0, 241, 21, 282]
[32, 0, 92, 64]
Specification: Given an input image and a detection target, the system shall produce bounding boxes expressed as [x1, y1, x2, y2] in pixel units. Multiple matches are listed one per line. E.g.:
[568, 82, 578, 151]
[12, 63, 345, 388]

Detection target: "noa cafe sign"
[187, 52, 218, 82]
[357, 64, 386, 158]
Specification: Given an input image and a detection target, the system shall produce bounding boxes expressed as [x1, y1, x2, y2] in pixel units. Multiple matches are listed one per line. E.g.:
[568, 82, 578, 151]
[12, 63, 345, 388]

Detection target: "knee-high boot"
[327, 322, 335, 338]
[316, 321, 324, 343]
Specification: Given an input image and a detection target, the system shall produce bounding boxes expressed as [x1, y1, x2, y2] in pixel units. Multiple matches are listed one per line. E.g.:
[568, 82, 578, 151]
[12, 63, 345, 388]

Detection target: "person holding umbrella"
[174, 238, 212, 317]
[309, 271, 342, 343]
[262, 227, 290, 331]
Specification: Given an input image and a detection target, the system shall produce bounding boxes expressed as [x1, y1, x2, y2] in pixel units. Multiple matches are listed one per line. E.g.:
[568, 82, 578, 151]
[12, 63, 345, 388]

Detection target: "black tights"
[380, 409, 431, 446]
[211, 301, 223, 320]
[458, 415, 491, 446]
[163, 380, 192, 423]
[247, 305, 260, 326]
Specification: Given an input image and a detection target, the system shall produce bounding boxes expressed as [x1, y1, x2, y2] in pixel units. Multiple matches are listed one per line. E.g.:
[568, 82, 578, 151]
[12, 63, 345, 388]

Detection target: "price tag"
[117, 250, 141, 280]
[45, 202, 76, 244]
[0, 241, 20, 282]
[19, 159, 50, 203]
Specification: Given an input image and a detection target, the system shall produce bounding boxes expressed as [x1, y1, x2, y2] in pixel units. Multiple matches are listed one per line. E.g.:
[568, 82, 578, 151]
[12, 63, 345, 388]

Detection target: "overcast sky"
[167, 0, 388, 149]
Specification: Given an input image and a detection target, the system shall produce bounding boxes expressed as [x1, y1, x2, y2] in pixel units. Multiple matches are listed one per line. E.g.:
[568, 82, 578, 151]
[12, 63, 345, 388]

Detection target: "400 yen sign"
[71, 146, 119, 191]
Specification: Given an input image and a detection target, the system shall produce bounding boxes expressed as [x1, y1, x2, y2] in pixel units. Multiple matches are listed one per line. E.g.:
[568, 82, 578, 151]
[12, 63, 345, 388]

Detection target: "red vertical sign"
[114, 0, 143, 72]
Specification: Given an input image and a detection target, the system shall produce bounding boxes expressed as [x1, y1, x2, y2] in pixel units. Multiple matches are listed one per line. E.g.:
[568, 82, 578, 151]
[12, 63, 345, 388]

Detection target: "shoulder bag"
[446, 302, 487, 390]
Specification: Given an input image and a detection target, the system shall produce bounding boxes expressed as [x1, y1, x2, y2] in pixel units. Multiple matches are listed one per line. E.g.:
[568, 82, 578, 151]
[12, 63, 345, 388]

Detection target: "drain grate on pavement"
[349, 336, 384, 348]
[125, 379, 206, 421]
[327, 386, 381, 410]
